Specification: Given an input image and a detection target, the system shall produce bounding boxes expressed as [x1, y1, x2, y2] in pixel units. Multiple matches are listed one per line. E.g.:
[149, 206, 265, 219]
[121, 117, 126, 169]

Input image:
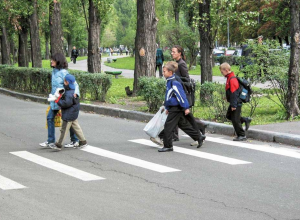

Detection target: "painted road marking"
[129, 139, 251, 165]
[81, 145, 180, 173]
[186, 135, 300, 159]
[10, 151, 104, 181]
[0, 174, 26, 190]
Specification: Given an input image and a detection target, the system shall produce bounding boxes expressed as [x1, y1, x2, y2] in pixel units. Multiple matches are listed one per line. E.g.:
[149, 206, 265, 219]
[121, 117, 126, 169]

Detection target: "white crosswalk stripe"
[81, 145, 180, 173]
[10, 151, 105, 181]
[0, 174, 26, 190]
[184, 135, 300, 159]
[129, 139, 252, 165]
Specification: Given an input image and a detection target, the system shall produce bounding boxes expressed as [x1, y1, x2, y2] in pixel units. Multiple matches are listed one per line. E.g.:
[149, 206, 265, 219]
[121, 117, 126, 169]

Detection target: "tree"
[49, 0, 64, 55]
[18, 17, 29, 67]
[87, 0, 113, 73]
[170, 0, 184, 23]
[1, 25, 11, 65]
[287, 0, 300, 118]
[133, 0, 158, 93]
[198, 0, 213, 83]
[29, 0, 42, 67]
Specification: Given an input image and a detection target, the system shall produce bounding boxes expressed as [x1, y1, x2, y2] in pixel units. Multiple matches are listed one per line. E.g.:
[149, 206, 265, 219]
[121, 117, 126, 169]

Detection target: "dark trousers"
[156, 64, 163, 77]
[226, 105, 246, 137]
[72, 56, 77, 64]
[161, 108, 200, 148]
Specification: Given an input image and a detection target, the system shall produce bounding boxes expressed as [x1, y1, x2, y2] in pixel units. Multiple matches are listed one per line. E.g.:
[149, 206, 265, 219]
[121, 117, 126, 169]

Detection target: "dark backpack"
[230, 76, 252, 103]
[171, 76, 196, 107]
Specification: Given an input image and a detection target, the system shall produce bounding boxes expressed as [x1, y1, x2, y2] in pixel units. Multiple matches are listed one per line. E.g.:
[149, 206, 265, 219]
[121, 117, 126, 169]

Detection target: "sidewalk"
[68, 57, 271, 89]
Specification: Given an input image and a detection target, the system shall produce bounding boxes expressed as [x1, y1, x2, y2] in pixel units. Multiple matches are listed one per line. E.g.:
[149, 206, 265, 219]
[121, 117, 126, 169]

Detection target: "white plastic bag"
[143, 106, 168, 138]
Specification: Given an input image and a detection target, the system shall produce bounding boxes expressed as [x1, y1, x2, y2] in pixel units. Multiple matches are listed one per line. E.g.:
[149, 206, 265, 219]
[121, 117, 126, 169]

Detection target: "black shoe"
[233, 136, 247, 141]
[245, 117, 252, 131]
[197, 135, 206, 148]
[158, 147, 173, 152]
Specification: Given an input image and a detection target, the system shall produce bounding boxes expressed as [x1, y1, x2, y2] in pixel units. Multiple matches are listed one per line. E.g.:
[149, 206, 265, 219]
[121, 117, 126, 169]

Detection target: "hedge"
[0, 65, 112, 102]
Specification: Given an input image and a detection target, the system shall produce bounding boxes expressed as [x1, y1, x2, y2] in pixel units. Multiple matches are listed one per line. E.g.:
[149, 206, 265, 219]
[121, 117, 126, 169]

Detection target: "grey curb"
[1, 87, 299, 147]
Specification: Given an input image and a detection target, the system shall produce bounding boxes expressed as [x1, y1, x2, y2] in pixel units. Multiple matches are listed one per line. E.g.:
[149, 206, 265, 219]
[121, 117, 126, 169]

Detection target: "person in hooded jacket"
[49, 74, 87, 151]
[39, 53, 80, 149]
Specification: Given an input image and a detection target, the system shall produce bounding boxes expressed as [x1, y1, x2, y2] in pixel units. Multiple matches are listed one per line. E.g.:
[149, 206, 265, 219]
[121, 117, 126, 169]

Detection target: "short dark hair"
[51, 53, 68, 70]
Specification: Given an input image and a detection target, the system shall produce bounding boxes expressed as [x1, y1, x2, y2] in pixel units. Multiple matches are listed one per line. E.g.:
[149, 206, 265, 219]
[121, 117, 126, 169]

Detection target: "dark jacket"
[225, 72, 241, 108]
[71, 49, 79, 58]
[57, 85, 80, 121]
[175, 58, 189, 78]
[156, 48, 164, 65]
[164, 74, 190, 110]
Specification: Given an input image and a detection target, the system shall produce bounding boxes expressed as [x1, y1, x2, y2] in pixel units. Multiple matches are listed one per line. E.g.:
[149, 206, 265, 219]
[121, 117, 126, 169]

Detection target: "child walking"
[220, 62, 251, 141]
[158, 61, 205, 152]
[50, 74, 87, 151]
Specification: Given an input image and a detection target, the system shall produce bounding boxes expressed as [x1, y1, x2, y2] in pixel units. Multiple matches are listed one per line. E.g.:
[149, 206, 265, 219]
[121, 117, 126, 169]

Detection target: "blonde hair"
[219, 62, 231, 71]
[164, 61, 178, 73]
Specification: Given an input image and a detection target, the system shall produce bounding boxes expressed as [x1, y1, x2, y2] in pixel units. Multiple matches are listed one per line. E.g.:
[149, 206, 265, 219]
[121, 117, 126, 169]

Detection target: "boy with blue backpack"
[220, 62, 252, 141]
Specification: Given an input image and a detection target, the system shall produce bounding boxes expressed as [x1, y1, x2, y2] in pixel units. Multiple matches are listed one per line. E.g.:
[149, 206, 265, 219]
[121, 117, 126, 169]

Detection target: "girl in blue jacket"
[39, 53, 80, 149]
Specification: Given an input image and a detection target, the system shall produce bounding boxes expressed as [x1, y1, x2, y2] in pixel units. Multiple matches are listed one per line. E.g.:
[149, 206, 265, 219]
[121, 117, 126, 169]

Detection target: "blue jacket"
[50, 68, 80, 110]
[164, 74, 190, 110]
[57, 86, 80, 121]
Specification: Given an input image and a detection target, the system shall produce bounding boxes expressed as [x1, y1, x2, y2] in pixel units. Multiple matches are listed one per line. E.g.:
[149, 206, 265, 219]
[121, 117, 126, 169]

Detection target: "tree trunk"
[49, 0, 64, 55]
[171, 0, 181, 23]
[67, 34, 72, 57]
[287, 0, 300, 119]
[198, 0, 213, 84]
[29, 0, 42, 67]
[133, 0, 158, 93]
[10, 40, 15, 64]
[285, 36, 290, 45]
[1, 25, 10, 65]
[18, 27, 29, 67]
[0, 37, 2, 64]
[45, 33, 50, 60]
[87, 0, 101, 73]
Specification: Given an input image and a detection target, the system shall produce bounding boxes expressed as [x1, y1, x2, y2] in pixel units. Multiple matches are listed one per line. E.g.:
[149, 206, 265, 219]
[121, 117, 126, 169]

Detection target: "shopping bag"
[45, 106, 62, 128]
[143, 106, 168, 138]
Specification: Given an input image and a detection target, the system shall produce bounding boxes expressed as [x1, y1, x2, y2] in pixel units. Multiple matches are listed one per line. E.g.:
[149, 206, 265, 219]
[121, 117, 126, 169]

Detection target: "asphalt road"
[1, 93, 300, 220]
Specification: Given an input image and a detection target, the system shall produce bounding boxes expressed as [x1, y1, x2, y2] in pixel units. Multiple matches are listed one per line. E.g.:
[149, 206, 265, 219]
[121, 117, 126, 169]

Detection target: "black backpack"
[171, 76, 196, 107]
[230, 76, 252, 103]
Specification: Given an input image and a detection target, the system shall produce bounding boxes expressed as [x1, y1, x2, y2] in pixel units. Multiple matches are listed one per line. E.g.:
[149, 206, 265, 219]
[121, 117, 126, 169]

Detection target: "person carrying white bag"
[148, 61, 206, 152]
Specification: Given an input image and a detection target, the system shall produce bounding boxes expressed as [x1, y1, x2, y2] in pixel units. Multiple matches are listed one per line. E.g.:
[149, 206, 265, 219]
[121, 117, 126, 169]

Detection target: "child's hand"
[231, 107, 236, 111]
[165, 110, 169, 115]
[184, 109, 190, 115]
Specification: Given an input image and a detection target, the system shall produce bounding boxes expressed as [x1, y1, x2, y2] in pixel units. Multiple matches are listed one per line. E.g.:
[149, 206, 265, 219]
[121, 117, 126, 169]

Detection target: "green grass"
[104, 56, 242, 77]
[105, 57, 134, 70]
[106, 77, 134, 104]
[14, 56, 88, 69]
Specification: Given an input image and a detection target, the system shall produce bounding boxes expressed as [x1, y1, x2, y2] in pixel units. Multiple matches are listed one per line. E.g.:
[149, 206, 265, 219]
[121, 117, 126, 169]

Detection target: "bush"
[200, 82, 228, 122]
[218, 55, 234, 65]
[138, 77, 166, 112]
[0, 65, 112, 102]
[163, 50, 172, 62]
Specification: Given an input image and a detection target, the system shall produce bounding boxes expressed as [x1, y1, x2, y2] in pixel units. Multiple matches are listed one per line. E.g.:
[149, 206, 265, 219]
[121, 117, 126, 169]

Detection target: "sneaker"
[49, 143, 61, 151]
[76, 140, 87, 149]
[197, 135, 206, 148]
[150, 137, 163, 146]
[245, 117, 252, 131]
[190, 141, 198, 146]
[39, 141, 49, 148]
[64, 141, 79, 148]
[233, 136, 247, 141]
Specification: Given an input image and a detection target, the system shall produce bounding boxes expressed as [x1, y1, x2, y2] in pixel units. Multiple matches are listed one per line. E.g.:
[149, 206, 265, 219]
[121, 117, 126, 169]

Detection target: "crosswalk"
[1, 135, 300, 191]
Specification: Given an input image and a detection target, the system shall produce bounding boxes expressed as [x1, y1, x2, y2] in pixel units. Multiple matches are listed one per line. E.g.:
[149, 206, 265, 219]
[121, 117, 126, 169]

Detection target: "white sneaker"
[39, 141, 50, 148]
[48, 143, 57, 149]
[190, 141, 198, 146]
[77, 144, 87, 149]
[64, 141, 79, 148]
[150, 137, 163, 146]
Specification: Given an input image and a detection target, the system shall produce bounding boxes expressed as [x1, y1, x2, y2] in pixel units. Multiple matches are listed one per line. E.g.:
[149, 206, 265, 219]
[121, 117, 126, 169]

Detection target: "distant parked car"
[225, 50, 235, 56]
[233, 49, 242, 57]
[213, 49, 224, 57]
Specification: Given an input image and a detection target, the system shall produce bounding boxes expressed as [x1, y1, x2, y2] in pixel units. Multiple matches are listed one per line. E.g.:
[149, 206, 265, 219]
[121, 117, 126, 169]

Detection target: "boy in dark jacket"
[220, 62, 251, 141]
[50, 74, 87, 151]
[158, 61, 205, 152]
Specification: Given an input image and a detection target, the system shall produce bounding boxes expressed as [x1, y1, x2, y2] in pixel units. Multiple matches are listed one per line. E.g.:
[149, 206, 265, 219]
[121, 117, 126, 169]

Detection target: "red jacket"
[225, 72, 241, 108]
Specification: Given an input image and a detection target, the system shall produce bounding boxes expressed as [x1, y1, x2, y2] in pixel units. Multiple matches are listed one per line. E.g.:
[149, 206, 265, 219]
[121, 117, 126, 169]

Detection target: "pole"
[227, 17, 230, 48]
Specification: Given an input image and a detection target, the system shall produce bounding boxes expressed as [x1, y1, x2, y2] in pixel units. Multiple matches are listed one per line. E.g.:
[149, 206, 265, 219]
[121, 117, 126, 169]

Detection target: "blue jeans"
[47, 109, 78, 143]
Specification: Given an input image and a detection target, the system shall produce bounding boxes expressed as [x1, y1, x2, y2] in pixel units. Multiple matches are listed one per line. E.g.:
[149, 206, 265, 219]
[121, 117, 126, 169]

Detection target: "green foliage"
[0, 65, 112, 102]
[104, 57, 134, 69]
[137, 77, 166, 112]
